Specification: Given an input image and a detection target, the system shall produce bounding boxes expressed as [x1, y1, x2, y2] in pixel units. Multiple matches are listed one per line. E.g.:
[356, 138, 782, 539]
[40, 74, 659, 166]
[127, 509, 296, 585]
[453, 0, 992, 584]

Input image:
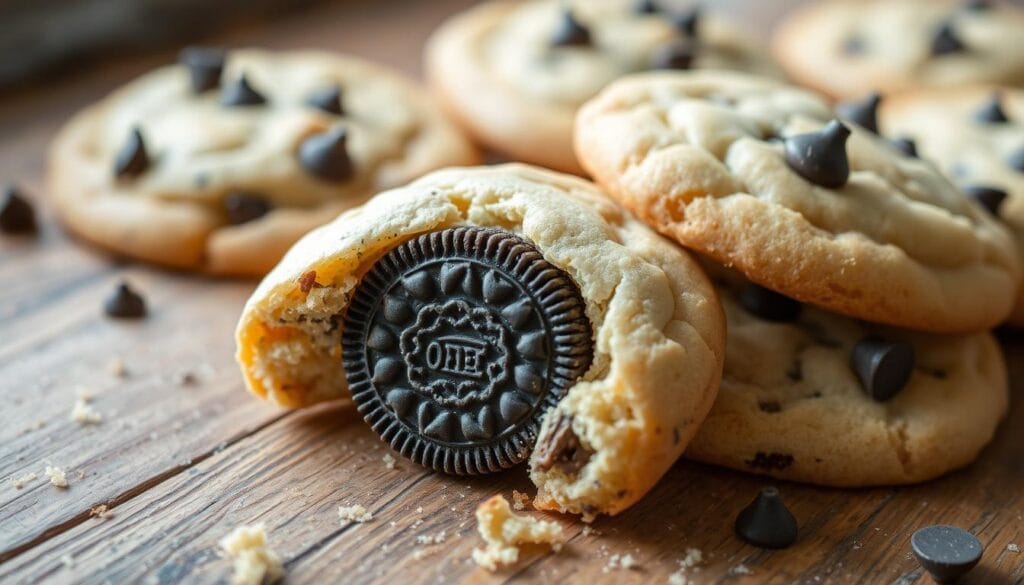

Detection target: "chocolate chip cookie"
[881, 86, 1024, 325]
[235, 164, 725, 517]
[687, 265, 1009, 486]
[773, 0, 1024, 99]
[425, 0, 782, 174]
[575, 70, 1022, 333]
[48, 48, 480, 275]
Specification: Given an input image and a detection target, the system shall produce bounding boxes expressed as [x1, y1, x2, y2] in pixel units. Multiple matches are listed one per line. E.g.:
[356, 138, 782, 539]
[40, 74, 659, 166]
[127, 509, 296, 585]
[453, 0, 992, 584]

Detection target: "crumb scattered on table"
[89, 504, 110, 518]
[471, 495, 563, 571]
[219, 524, 284, 585]
[603, 553, 638, 573]
[729, 563, 753, 576]
[338, 504, 373, 523]
[11, 472, 37, 489]
[45, 466, 68, 488]
[667, 547, 704, 584]
[511, 490, 530, 511]
[382, 454, 396, 470]
[71, 389, 102, 425]
[1008, 543, 1021, 553]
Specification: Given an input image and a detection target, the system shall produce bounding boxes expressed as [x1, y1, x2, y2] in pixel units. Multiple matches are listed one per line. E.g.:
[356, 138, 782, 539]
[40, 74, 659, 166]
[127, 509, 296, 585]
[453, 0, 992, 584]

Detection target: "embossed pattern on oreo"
[342, 227, 593, 475]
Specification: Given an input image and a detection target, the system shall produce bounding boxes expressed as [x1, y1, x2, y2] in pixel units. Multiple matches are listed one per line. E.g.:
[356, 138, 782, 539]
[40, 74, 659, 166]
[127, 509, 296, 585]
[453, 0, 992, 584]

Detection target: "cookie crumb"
[382, 454, 396, 469]
[89, 504, 110, 518]
[511, 490, 530, 511]
[668, 547, 704, 584]
[45, 466, 69, 488]
[729, 564, 753, 576]
[71, 389, 102, 425]
[108, 357, 128, 378]
[219, 524, 284, 585]
[338, 504, 373, 523]
[11, 472, 37, 489]
[412, 548, 429, 561]
[415, 530, 447, 545]
[604, 553, 638, 573]
[1008, 543, 1021, 553]
[668, 574, 690, 585]
[471, 495, 563, 571]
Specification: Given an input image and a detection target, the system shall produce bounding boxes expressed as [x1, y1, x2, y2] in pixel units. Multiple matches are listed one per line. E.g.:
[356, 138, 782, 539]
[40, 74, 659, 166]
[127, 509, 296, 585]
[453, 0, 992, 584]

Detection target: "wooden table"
[1, 1, 1022, 583]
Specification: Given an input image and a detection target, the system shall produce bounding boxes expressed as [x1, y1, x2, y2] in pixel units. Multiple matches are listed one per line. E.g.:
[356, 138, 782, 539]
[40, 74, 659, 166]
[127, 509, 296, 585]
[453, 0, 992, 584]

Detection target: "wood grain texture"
[0, 0, 1022, 583]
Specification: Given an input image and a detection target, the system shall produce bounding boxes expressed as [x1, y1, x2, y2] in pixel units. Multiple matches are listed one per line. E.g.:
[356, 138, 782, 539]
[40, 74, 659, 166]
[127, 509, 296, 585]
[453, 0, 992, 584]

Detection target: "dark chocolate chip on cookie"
[836, 92, 881, 134]
[114, 127, 150, 179]
[298, 127, 354, 181]
[850, 338, 915, 401]
[0, 185, 37, 234]
[964, 186, 1007, 217]
[783, 119, 851, 188]
[221, 73, 267, 107]
[551, 9, 592, 47]
[342, 227, 593, 475]
[179, 46, 225, 94]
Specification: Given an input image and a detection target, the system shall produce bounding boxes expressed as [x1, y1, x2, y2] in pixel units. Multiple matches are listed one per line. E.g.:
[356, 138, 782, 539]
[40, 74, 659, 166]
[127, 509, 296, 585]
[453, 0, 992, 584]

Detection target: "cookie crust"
[48, 49, 479, 276]
[575, 71, 1022, 333]
[235, 164, 725, 517]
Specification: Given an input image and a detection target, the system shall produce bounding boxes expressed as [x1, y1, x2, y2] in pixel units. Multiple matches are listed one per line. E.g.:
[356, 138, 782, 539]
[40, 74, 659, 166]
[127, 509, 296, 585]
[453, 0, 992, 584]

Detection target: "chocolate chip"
[911, 525, 982, 583]
[836, 92, 881, 134]
[341, 227, 593, 475]
[889, 137, 918, 158]
[739, 283, 802, 322]
[0, 184, 37, 234]
[220, 73, 266, 107]
[745, 452, 794, 471]
[298, 127, 354, 182]
[784, 119, 851, 188]
[179, 46, 225, 94]
[734, 487, 798, 549]
[673, 7, 701, 37]
[842, 35, 866, 55]
[551, 9, 591, 47]
[850, 338, 915, 401]
[306, 85, 344, 115]
[534, 413, 593, 474]
[785, 360, 803, 382]
[104, 281, 146, 319]
[633, 0, 659, 14]
[224, 192, 272, 225]
[974, 92, 1009, 123]
[114, 127, 149, 179]
[298, 270, 319, 294]
[758, 401, 782, 413]
[650, 41, 697, 70]
[930, 21, 965, 56]
[1009, 145, 1024, 173]
[963, 185, 1007, 217]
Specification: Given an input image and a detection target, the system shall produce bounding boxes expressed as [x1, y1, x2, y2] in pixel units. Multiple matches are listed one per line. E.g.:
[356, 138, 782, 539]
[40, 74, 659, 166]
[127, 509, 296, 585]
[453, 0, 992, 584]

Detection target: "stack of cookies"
[41, 0, 1024, 526]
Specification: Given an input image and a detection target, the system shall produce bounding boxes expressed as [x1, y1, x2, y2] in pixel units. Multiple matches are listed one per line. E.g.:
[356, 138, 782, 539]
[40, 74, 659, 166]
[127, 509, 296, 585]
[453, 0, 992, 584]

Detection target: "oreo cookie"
[342, 227, 593, 475]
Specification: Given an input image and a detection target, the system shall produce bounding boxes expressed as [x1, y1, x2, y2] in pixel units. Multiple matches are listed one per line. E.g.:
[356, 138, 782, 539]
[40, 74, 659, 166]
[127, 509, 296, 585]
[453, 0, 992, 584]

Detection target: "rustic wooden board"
[0, 1, 1022, 583]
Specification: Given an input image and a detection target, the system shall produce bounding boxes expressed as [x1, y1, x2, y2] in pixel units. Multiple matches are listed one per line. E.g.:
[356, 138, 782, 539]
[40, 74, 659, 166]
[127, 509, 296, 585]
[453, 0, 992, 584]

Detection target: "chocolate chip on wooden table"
[550, 9, 591, 47]
[306, 85, 344, 115]
[341, 227, 593, 475]
[224, 193, 273, 225]
[889, 137, 918, 158]
[974, 92, 1009, 123]
[784, 119, 851, 188]
[299, 126, 354, 181]
[114, 126, 149, 179]
[221, 73, 267, 107]
[0, 184, 37, 234]
[674, 7, 701, 37]
[963, 185, 1007, 217]
[930, 21, 965, 56]
[104, 281, 147, 319]
[179, 46, 225, 94]
[739, 283, 802, 322]
[836, 92, 881, 134]
[650, 41, 697, 70]
[734, 486, 798, 549]
[850, 337, 915, 401]
[911, 525, 983, 584]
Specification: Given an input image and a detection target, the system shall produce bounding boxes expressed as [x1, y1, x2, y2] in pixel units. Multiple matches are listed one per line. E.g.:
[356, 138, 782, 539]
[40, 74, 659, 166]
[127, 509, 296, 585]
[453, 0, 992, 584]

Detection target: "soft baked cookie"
[49, 48, 479, 275]
[773, 0, 1024, 100]
[687, 265, 1009, 486]
[881, 87, 1024, 325]
[235, 164, 725, 517]
[575, 70, 1022, 333]
[425, 0, 782, 174]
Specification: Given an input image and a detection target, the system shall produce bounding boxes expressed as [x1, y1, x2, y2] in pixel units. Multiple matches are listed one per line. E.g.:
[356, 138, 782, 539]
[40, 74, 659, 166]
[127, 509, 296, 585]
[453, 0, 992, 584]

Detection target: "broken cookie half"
[235, 164, 725, 517]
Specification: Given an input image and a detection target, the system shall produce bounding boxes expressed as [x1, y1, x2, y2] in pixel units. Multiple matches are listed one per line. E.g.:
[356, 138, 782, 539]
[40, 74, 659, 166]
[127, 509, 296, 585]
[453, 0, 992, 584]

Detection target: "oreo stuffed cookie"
[48, 49, 479, 275]
[235, 164, 725, 517]
[772, 0, 1024, 100]
[881, 87, 1024, 325]
[425, 0, 782, 175]
[575, 70, 1022, 333]
[687, 264, 1009, 487]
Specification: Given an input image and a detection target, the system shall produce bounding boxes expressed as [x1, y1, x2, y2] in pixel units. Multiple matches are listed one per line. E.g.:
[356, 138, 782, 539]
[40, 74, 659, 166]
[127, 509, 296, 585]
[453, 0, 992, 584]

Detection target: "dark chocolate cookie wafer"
[342, 227, 593, 475]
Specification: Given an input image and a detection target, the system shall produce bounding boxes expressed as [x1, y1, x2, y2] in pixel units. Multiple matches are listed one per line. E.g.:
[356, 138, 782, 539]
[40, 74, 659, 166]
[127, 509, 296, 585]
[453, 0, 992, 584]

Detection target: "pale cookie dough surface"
[772, 0, 1024, 100]
[882, 86, 1024, 324]
[575, 70, 1022, 333]
[425, 0, 782, 174]
[235, 164, 725, 517]
[687, 266, 1009, 487]
[48, 49, 479, 276]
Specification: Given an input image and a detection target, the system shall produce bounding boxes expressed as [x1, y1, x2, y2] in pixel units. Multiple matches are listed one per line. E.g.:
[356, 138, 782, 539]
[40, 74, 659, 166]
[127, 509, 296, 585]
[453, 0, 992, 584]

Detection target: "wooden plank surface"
[0, 0, 1022, 583]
